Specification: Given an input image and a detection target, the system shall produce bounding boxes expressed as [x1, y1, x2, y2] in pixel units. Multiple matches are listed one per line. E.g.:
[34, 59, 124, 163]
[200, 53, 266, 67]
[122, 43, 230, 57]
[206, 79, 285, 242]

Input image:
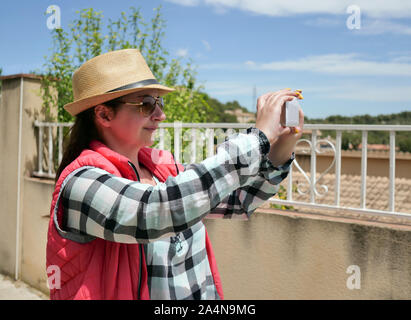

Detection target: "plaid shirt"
[59, 127, 294, 299]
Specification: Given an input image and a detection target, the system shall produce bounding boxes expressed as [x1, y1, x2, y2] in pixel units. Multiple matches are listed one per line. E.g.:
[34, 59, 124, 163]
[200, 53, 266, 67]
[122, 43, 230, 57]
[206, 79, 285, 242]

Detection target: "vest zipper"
[128, 161, 143, 300]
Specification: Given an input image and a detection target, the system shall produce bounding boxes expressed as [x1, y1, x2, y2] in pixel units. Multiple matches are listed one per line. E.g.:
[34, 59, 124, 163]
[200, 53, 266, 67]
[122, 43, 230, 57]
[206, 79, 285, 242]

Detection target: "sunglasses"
[117, 95, 164, 116]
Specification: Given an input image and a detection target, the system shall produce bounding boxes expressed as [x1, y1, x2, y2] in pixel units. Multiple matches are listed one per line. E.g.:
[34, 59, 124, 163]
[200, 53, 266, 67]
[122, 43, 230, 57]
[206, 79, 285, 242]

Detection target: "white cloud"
[203, 80, 307, 98]
[313, 84, 411, 102]
[202, 80, 411, 103]
[165, 0, 201, 6]
[202, 40, 211, 51]
[359, 18, 411, 35]
[167, 0, 411, 18]
[257, 54, 411, 76]
[280, 83, 411, 102]
[167, 1, 411, 36]
[304, 16, 411, 36]
[199, 54, 411, 76]
[176, 48, 189, 58]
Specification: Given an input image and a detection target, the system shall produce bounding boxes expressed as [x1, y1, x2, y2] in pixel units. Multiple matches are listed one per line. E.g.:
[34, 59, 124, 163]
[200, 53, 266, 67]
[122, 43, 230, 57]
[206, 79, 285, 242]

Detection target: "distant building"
[358, 143, 399, 152]
[286, 170, 411, 215]
[224, 109, 256, 123]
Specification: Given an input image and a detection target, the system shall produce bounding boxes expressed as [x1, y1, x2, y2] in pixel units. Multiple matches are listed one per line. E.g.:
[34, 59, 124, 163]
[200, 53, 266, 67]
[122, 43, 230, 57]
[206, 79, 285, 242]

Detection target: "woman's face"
[96, 89, 167, 149]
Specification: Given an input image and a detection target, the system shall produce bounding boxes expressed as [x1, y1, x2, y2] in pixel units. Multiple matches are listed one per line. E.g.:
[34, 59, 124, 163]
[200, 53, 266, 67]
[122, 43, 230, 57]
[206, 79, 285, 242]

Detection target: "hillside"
[305, 111, 411, 152]
[306, 111, 411, 126]
[203, 94, 411, 153]
[202, 93, 242, 123]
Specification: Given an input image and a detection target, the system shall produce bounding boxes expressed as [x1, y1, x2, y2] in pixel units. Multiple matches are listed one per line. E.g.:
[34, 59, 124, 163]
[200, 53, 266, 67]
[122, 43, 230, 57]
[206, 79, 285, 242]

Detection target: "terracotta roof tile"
[273, 171, 411, 224]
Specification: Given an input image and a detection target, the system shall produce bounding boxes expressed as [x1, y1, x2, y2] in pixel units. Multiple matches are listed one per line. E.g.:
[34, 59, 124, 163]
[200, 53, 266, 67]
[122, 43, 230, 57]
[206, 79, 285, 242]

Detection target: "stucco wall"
[0, 78, 20, 277]
[297, 152, 411, 179]
[21, 177, 54, 293]
[0, 75, 54, 281]
[16, 190, 411, 299]
[204, 210, 411, 299]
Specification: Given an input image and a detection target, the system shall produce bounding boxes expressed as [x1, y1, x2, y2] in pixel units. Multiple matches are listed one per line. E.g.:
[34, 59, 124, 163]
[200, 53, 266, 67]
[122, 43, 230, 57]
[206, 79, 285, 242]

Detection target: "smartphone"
[281, 98, 300, 127]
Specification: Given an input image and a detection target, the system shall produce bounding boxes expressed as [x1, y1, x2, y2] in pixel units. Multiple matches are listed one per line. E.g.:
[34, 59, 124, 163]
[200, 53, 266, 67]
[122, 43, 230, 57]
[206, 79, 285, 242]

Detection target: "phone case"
[283, 98, 300, 127]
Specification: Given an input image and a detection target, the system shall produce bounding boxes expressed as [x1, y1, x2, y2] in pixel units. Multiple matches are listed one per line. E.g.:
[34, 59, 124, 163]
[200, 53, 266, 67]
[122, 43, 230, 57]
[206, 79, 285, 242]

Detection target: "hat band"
[106, 78, 160, 93]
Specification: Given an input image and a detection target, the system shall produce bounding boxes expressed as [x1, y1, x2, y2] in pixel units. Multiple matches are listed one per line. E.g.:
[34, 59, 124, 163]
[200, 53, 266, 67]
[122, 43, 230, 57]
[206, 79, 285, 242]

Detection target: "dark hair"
[54, 100, 120, 183]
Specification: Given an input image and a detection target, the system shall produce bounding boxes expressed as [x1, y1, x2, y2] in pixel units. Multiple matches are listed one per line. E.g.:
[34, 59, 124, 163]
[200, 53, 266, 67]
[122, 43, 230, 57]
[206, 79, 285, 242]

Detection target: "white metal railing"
[270, 124, 411, 220]
[33, 121, 72, 179]
[33, 121, 411, 219]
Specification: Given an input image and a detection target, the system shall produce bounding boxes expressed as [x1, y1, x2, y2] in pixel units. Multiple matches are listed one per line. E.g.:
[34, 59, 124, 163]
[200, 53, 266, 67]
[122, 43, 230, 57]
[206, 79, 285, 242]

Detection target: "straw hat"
[64, 49, 175, 116]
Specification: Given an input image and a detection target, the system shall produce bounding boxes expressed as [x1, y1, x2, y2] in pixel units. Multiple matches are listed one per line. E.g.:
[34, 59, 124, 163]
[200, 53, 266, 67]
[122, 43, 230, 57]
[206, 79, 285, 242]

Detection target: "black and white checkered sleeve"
[206, 152, 294, 219]
[58, 127, 271, 243]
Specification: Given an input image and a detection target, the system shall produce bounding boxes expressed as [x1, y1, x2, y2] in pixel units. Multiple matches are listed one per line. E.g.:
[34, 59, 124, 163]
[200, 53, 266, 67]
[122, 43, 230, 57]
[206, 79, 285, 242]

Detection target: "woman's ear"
[94, 104, 114, 128]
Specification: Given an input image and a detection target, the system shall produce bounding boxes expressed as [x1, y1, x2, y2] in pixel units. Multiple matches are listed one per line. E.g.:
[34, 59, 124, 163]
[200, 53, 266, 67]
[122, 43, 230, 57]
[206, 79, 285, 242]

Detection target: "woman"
[46, 49, 303, 300]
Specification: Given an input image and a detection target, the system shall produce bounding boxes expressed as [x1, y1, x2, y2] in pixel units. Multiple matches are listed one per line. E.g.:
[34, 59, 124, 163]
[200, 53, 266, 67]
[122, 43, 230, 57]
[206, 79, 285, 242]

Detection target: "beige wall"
[204, 210, 411, 299]
[0, 75, 52, 282]
[21, 177, 54, 292]
[0, 77, 20, 277]
[296, 152, 411, 179]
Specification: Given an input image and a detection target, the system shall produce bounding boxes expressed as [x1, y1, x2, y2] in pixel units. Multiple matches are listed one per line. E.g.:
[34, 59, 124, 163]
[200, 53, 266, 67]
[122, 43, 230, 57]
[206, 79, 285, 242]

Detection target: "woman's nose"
[151, 104, 166, 121]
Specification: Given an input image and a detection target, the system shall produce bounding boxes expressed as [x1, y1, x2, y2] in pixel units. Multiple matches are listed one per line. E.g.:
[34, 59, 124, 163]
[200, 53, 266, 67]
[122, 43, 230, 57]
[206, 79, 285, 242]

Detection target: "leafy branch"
[40, 5, 211, 125]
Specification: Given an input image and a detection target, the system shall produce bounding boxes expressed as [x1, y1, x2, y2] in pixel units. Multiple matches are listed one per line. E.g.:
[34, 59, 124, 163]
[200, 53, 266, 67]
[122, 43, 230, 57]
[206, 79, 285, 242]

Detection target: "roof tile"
[277, 171, 411, 215]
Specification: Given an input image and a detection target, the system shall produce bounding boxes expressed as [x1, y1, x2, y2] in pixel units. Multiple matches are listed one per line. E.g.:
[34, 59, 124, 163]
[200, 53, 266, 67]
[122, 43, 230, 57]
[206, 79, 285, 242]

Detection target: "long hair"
[54, 101, 119, 183]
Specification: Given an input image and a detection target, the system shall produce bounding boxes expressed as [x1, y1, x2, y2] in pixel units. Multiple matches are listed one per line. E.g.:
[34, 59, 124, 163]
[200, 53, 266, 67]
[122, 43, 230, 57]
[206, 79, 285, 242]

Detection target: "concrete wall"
[296, 151, 411, 179]
[0, 77, 21, 277]
[204, 210, 411, 299]
[21, 177, 54, 292]
[0, 74, 53, 285]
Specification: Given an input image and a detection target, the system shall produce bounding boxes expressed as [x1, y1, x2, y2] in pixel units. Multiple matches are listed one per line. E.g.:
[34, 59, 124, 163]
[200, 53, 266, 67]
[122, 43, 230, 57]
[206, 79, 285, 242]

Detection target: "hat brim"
[64, 84, 175, 116]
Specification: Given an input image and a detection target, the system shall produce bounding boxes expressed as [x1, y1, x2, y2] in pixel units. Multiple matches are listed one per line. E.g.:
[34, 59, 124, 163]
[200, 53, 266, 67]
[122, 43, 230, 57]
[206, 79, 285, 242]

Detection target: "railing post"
[58, 125, 63, 165]
[191, 128, 197, 163]
[38, 125, 44, 175]
[310, 130, 317, 203]
[173, 121, 182, 164]
[158, 127, 165, 150]
[389, 131, 396, 212]
[207, 128, 214, 157]
[287, 163, 293, 201]
[335, 131, 342, 206]
[360, 130, 368, 209]
[48, 126, 53, 176]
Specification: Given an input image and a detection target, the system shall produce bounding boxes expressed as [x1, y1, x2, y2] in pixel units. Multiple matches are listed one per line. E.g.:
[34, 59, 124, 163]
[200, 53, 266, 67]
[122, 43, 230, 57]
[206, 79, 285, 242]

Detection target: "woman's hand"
[267, 106, 304, 167]
[255, 89, 300, 145]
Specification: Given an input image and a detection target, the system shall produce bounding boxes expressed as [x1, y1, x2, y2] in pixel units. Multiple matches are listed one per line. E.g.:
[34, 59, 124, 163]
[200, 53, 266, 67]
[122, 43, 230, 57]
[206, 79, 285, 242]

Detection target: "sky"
[1, 0, 411, 119]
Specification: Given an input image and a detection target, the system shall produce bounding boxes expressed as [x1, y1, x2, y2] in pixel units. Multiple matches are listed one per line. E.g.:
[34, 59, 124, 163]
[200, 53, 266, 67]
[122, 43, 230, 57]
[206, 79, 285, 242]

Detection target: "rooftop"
[268, 171, 411, 226]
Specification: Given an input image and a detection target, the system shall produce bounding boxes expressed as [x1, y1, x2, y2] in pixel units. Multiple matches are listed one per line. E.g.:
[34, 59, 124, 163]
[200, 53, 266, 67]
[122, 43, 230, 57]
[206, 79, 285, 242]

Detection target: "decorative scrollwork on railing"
[292, 139, 312, 196]
[292, 138, 336, 198]
[313, 139, 336, 197]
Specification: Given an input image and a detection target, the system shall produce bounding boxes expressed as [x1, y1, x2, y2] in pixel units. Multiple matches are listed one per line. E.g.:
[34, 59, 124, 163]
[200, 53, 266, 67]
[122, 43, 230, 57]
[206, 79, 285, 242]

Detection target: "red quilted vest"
[46, 140, 223, 300]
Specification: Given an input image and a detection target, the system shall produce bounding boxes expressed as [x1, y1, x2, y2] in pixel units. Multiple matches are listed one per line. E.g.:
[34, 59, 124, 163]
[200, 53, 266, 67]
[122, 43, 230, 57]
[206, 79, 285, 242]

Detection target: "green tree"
[306, 112, 411, 152]
[398, 134, 411, 153]
[269, 185, 296, 210]
[40, 6, 212, 124]
[202, 94, 238, 123]
[0, 67, 2, 92]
